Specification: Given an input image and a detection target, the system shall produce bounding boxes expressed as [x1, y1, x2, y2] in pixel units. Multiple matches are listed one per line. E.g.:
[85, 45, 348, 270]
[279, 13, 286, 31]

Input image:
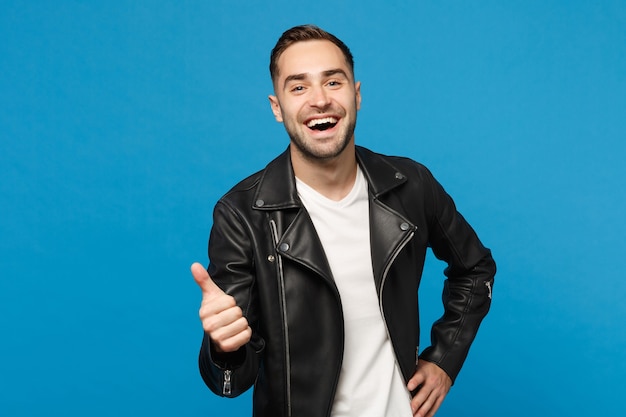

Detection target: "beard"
[284, 112, 357, 162]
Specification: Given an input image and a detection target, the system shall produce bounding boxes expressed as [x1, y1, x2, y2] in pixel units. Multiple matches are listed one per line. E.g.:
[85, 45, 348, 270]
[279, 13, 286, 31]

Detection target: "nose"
[309, 84, 331, 109]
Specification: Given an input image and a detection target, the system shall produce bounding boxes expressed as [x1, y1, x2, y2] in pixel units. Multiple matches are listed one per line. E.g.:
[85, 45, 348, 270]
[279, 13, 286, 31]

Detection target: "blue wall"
[1, 1, 625, 415]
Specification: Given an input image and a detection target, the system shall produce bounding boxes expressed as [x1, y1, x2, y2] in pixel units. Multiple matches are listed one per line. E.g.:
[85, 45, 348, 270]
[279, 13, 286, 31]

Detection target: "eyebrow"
[283, 68, 350, 89]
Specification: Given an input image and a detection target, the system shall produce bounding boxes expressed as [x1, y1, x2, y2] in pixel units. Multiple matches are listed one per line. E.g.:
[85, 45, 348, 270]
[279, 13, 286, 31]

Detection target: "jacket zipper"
[270, 219, 292, 416]
[379, 228, 415, 384]
[223, 369, 232, 396]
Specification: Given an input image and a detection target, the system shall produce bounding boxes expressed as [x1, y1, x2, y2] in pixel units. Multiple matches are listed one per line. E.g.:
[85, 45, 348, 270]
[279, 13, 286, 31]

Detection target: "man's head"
[270, 25, 355, 87]
[268, 25, 361, 163]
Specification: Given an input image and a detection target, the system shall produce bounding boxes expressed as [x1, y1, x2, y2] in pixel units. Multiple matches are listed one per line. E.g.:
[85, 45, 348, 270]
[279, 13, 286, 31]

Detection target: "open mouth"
[306, 117, 338, 131]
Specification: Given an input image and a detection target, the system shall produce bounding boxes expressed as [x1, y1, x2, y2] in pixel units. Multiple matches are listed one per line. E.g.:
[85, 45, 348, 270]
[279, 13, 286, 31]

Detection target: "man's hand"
[407, 359, 452, 417]
[191, 262, 252, 352]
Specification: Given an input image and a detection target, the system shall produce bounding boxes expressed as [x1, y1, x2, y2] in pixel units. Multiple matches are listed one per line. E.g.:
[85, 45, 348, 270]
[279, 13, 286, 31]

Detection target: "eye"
[327, 80, 342, 88]
[290, 85, 305, 93]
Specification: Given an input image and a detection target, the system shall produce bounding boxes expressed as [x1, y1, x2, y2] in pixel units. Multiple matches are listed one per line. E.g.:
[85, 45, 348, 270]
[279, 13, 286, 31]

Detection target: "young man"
[192, 25, 496, 417]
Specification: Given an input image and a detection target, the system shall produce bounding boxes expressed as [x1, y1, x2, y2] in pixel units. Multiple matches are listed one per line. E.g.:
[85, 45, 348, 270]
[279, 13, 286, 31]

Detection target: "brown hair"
[269, 24, 354, 84]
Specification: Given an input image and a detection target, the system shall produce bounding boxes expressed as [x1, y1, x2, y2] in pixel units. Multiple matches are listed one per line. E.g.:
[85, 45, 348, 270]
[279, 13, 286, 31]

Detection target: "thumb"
[191, 262, 223, 296]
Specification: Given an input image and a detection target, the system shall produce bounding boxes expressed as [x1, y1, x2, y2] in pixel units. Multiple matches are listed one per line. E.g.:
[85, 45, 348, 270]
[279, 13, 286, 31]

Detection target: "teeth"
[307, 117, 337, 128]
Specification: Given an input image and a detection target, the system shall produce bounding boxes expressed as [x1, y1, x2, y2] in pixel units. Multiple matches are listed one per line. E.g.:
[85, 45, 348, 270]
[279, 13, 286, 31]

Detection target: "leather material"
[198, 146, 496, 417]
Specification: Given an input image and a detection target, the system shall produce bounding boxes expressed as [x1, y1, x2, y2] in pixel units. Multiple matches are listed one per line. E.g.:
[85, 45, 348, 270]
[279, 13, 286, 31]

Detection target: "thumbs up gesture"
[191, 262, 252, 353]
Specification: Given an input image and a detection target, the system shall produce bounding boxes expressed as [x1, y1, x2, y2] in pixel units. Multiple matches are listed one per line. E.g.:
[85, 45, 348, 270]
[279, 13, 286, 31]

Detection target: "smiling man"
[192, 25, 496, 417]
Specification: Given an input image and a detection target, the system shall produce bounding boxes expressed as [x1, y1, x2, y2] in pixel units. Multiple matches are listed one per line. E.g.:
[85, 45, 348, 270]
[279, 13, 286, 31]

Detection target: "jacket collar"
[252, 145, 407, 210]
[355, 146, 408, 198]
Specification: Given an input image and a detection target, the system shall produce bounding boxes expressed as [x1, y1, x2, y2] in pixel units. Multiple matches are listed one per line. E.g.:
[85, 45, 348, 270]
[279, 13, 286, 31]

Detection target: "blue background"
[1, 1, 625, 415]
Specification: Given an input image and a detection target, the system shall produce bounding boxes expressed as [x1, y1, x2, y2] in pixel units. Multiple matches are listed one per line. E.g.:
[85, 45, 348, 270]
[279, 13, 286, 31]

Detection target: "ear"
[354, 81, 362, 111]
[268, 95, 283, 122]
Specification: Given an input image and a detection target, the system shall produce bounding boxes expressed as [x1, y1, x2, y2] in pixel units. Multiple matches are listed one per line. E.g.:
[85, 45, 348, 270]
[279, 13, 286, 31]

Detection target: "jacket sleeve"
[198, 199, 265, 397]
[418, 169, 496, 383]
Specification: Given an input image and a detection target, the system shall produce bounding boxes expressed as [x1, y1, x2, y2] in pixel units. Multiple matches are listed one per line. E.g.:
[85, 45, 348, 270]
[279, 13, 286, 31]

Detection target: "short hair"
[269, 24, 355, 84]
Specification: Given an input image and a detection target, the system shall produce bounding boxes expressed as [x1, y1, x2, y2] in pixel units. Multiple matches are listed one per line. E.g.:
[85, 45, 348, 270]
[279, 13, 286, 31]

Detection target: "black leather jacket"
[199, 146, 495, 417]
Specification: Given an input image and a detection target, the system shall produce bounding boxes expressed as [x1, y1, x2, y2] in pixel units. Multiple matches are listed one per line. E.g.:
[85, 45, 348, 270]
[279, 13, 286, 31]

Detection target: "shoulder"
[215, 147, 294, 213]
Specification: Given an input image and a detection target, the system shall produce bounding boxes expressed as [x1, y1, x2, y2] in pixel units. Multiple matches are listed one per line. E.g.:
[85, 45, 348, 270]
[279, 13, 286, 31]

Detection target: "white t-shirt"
[296, 166, 413, 417]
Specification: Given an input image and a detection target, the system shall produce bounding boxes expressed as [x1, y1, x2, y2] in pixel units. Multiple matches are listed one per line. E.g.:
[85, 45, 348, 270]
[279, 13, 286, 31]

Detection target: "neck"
[291, 143, 358, 201]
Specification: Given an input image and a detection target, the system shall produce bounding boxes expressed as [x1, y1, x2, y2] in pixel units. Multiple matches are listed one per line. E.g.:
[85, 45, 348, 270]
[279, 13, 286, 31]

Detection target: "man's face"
[269, 40, 361, 162]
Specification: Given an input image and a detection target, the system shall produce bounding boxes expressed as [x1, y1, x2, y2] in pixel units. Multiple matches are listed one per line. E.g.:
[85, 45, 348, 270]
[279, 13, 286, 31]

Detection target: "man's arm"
[194, 200, 264, 397]
[419, 170, 496, 380]
[406, 168, 496, 416]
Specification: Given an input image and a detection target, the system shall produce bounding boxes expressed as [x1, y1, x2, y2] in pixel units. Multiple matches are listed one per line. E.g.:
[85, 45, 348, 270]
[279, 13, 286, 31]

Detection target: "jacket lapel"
[356, 147, 416, 293]
[276, 209, 335, 284]
[253, 148, 335, 284]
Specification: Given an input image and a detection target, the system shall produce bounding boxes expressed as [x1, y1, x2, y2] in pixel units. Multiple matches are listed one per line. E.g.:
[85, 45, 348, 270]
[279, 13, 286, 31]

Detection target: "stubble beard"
[285, 114, 357, 163]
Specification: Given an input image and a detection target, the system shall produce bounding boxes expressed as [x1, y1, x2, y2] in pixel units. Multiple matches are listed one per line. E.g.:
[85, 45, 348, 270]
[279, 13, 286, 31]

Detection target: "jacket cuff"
[418, 349, 459, 384]
[208, 338, 247, 369]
